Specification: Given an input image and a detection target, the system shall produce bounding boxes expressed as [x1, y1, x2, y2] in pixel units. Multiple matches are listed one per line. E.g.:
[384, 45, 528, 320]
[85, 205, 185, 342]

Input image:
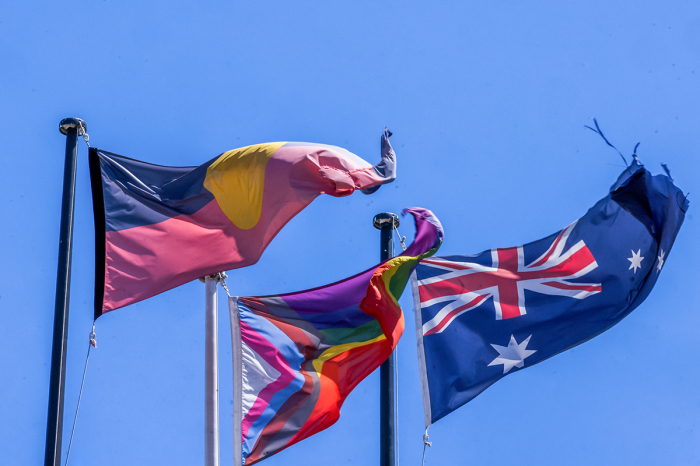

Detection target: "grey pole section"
[374, 212, 400, 466]
[45, 118, 85, 466]
[201, 273, 224, 466]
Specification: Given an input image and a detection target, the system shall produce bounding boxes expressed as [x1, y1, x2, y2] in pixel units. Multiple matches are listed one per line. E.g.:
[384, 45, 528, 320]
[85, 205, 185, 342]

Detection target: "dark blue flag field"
[411, 159, 688, 426]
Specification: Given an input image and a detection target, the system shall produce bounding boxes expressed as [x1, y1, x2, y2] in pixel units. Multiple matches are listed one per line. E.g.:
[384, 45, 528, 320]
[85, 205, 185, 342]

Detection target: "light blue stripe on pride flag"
[238, 301, 306, 459]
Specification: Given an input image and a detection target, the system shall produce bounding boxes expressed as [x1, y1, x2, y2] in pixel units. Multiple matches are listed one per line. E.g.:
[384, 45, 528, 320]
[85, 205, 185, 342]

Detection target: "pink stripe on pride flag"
[240, 319, 298, 440]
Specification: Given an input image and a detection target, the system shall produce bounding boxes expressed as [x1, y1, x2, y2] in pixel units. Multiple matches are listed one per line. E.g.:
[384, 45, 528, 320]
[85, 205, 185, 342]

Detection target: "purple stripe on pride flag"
[401, 208, 444, 256]
[278, 268, 376, 326]
[278, 208, 444, 321]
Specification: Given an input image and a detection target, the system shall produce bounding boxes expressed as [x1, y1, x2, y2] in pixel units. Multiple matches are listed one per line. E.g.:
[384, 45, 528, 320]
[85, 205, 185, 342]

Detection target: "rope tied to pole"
[421, 427, 432, 466]
[220, 276, 232, 298]
[393, 222, 407, 252]
[78, 123, 90, 148]
[394, 338, 400, 466]
[64, 323, 96, 466]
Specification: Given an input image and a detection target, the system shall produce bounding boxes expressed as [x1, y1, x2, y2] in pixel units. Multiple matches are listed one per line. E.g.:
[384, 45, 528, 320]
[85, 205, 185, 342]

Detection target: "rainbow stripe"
[230, 208, 443, 465]
[90, 133, 395, 318]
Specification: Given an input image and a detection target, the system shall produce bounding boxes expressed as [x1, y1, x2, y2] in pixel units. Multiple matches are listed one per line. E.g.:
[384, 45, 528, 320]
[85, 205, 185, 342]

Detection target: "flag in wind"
[90, 131, 396, 318]
[229, 208, 443, 465]
[411, 160, 688, 426]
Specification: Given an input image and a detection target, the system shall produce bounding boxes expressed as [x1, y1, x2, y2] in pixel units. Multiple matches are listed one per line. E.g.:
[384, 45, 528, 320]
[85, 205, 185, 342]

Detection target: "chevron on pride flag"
[411, 160, 688, 426]
[89, 131, 395, 318]
[229, 208, 443, 465]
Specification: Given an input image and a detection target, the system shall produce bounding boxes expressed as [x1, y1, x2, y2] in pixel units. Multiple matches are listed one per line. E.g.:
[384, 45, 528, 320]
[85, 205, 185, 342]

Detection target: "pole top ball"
[373, 212, 400, 230]
[59, 118, 86, 136]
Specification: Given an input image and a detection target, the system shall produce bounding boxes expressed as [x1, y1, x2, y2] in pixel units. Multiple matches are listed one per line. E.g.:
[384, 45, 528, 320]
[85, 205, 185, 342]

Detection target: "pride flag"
[229, 208, 443, 465]
[90, 132, 396, 318]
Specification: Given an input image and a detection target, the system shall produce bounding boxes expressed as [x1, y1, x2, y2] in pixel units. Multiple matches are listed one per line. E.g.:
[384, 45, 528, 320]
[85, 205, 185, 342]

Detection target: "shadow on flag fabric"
[229, 208, 443, 465]
[90, 131, 396, 318]
[411, 160, 688, 426]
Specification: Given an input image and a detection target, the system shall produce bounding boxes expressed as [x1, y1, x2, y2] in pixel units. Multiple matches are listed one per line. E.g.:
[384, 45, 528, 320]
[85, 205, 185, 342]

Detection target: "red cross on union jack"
[416, 221, 602, 336]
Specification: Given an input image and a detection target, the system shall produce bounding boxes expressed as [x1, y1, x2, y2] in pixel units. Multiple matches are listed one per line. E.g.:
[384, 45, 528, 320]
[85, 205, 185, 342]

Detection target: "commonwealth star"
[488, 335, 537, 374]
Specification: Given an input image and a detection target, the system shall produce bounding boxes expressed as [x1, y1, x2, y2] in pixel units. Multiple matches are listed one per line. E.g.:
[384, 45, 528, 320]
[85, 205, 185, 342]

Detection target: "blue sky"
[1, 1, 699, 464]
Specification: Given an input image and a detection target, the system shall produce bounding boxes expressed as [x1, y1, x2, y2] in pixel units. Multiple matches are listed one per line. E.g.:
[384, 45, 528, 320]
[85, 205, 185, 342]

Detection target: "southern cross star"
[657, 249, 665, 273]
[488, 334, 537, 374]
[628, 249, 644, 274]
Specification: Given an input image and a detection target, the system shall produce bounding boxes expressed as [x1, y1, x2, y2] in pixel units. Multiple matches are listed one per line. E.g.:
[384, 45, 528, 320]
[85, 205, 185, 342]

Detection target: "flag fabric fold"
[90, 131, 396, 318]
[411, 160, 688, 426]
[230, 207, 443, 465]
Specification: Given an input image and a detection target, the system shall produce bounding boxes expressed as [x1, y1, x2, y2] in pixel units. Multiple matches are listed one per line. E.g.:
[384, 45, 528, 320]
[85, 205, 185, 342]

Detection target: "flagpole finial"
[198, 272, 227, 283]
[373, 212, 400, 230]
[59, 118, 86, 136]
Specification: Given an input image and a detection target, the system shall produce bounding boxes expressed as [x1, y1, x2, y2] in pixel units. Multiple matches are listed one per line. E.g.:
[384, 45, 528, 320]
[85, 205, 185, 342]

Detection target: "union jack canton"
[411, 160, 688, 426]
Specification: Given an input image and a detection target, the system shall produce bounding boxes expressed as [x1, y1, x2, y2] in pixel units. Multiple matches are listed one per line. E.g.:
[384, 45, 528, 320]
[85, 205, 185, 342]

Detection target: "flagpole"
[45, 118, 85, 466]
[230, 297, 243, 466]
[203, 273, 223, 466]
[374, 212, 399, 466]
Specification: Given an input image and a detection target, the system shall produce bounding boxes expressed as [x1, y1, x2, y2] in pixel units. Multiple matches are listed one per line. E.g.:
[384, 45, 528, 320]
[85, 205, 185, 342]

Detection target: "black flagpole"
[45, 118, 85, 466]
[374, 212, 399, 466]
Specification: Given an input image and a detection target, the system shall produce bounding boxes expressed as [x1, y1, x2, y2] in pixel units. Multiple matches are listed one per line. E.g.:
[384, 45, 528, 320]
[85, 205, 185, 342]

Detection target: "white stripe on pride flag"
[241, 340, 281, 419]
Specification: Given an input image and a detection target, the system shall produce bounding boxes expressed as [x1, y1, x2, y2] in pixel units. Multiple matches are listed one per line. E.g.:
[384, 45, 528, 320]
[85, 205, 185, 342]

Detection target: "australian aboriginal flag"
[90, 131, 396, 318]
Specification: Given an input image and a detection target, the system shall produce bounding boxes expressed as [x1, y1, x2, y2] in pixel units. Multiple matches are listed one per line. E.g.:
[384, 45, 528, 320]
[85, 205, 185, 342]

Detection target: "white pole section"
[204, 275, 220, 466]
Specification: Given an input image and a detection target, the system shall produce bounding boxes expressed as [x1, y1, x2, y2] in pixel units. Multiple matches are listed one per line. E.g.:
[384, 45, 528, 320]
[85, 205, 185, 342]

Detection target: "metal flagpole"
[202, 273, 224, 466]
[374, 212, 400, 466]
[45, 118, 86, 466]
[230, 295, 243, 466]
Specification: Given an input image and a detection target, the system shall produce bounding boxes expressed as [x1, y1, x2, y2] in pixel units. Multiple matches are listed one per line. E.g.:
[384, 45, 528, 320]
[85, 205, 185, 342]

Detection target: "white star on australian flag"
[657, 249, 665, 273]
[628, 249, 644, 273]
[488, 335, 537, 374]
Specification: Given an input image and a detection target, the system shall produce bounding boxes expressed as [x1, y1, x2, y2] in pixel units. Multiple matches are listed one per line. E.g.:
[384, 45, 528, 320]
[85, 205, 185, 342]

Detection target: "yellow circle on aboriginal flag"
[203, 142, 286, 230]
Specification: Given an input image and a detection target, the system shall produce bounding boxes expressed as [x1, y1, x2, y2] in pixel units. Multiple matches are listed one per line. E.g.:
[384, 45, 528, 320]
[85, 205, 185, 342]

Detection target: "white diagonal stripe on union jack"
[418, 221, 602, 335]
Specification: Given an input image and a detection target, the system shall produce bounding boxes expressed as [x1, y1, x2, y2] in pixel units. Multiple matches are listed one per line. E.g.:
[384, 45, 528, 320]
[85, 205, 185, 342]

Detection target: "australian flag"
[411, 159, 688, 426]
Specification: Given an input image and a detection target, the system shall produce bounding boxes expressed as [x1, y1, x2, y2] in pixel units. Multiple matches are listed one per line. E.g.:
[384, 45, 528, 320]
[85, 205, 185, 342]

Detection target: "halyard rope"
[390, 219, 433, 466]
[421, 427, 432, 466]
[77, 121, 90, 148]
[394, 333, 400, 466]
[220, 275, 232, 298]
[393, 222, 407, 252]
[64, 324, 96, 466]
[391, 228, 402, 465]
